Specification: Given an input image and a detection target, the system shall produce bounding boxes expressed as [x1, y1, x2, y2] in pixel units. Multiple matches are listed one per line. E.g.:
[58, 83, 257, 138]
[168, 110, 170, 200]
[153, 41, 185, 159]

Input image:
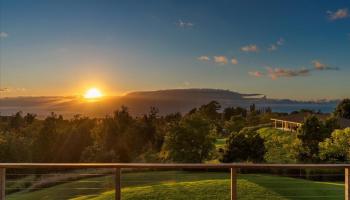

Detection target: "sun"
[84, 88, 103, 99]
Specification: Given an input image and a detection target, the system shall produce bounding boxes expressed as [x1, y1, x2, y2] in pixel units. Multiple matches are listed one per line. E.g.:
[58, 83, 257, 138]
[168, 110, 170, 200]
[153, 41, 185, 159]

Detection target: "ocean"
[261, 103, 337, 114]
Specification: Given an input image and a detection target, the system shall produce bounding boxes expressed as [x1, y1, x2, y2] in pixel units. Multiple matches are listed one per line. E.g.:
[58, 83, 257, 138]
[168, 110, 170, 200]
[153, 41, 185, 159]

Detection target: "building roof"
[271, 113, 350, 129]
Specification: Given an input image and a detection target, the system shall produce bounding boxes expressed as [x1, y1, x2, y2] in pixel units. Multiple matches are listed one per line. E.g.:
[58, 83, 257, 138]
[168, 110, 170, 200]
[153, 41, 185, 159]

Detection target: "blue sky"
[0, 0, 349, 100]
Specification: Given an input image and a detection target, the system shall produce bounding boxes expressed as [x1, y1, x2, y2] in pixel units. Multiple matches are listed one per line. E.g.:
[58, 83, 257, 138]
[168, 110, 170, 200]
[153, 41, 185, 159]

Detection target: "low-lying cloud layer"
[249, 60, 339, 79]
[0, 87, 26, 93]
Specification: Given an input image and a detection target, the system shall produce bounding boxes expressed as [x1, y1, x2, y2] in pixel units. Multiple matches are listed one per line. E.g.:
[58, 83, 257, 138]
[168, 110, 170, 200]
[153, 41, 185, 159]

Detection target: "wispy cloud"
[183, 81, 190, 86]
[0, 88, 10, 92]
[250, 60, 339, 80]
[198, 56, 238, 65]
[176, 19, 194, 28]
[312, 60, 339, 70]
[231, 58, 238, 65]
[197, 56, 210, 61]
[268, 44, 277, 51]
[249, 71, 264, 78]
[0, 32, 9, 39]
[268, 38, 284, 51]
[214, 56, 228, 64]
[276, 38, 284, 46]
[241, 44, 259, 52]
[266, 67, 310, 79]
[327, 8, 349, 21]
[0, 87, 26, 93]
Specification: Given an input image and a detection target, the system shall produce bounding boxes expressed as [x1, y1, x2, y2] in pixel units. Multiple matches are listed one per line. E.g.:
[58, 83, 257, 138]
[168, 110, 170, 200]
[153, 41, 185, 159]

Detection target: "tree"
[319, 128, 350, 162]
[224, 115, 246, 133]
[32, 113, 63, 162]
[297, 116, 329, 162]
[249, 104, 256, 113]
[24, 113, 36, 124]
[324, 117, 340, 133]
[223, 107, 247, 121]
[140, 107, 159, 147]
[221, 127, 265, 163]
[197, 101, 221, 121]
[0, 130, 31, 162]
[161, 113, 215, 163]
[82, 106, 163, 163]
[334, 99, 350, 119]
[57, 116, 95, 162]
[9, 112, 24, 130]
[99, 106, 134, 162]
[258, 128, 298, 163]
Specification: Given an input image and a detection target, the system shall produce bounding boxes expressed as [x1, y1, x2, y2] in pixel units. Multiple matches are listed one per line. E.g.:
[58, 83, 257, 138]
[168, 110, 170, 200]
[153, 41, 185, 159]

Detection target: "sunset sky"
[0, 0, 349, 100]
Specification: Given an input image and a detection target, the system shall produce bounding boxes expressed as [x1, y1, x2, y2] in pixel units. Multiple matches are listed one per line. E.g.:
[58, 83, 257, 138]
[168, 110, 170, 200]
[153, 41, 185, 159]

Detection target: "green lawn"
[7, 171, 344, 200]
[215, 138, 227, 149]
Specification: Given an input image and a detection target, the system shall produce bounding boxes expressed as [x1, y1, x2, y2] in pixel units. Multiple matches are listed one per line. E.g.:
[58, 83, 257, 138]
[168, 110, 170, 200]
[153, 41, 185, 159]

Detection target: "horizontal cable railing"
[0, 163, 349, 200]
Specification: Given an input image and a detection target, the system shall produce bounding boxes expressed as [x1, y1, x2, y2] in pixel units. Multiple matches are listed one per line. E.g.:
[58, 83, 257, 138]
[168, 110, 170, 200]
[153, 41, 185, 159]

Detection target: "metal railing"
[0, 163, 349, 200]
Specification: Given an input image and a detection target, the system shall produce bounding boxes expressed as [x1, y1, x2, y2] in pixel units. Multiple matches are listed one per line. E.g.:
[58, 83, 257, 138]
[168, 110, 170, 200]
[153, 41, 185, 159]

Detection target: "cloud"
[0, 88, 10, 92]
[197, 56, 210, 61]
[250, 60, 340, 80]
[231, 58, 238, 65]
[0, 32, 9, 39]
[277, 38, 284, 46]
[176, 19, 194, 28]
[266, 67, 310, 79]
[183, 81, 190, 86]
[312, 60, 339, 70]
[268, 44, 278, 51]
[327, 8, 349, 20]
[0, 87, 26, 93]
[214, 56, 228, 64]
[241, 44, 258, 52]
[249, 71, 264, 77]
[268, 38, 285, 51]
[198, 56, 237, 65]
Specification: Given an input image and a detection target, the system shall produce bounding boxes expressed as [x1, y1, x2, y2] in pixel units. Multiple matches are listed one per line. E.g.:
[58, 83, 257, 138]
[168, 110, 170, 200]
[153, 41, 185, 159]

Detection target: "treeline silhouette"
[0, 101, 273, 163]
[1, 99, 349, 164]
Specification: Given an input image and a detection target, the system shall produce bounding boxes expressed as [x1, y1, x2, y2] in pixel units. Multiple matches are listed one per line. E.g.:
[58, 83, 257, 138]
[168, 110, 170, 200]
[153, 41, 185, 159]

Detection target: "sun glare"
[84, 88, 103, 99]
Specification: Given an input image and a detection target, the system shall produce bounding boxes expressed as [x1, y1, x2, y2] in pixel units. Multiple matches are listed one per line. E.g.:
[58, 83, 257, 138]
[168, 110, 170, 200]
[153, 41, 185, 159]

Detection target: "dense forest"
[0, 99, 349, 164]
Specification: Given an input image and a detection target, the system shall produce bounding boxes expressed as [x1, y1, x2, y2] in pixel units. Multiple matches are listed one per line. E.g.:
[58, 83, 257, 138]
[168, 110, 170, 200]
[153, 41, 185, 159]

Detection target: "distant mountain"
[0, 89, 338, 118]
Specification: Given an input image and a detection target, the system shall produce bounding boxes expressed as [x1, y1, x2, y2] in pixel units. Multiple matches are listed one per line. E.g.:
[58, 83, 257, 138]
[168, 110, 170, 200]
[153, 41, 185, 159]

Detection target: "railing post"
[115, 168, 121, 200]
[0, 168, 5, 200]
[346, 167, 349, 200]
[231, 168, 237, 200]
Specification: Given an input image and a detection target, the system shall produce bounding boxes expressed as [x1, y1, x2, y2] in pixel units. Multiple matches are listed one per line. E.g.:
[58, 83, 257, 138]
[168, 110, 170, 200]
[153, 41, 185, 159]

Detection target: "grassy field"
[7, 170, 344, 200]
[215, 138, 227, 149]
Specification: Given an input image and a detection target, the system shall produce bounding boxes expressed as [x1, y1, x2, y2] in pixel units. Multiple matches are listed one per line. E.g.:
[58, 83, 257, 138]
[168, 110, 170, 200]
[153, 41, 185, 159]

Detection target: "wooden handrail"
[1, 163, 349, 200]
[0, 163, 349, 169]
